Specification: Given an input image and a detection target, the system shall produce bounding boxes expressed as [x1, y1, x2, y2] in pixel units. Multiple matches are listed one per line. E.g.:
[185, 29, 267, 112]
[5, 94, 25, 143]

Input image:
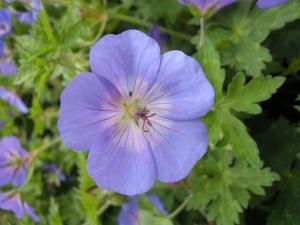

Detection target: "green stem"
[167, 195, 192, 219]
[109, 12, 191, 41]
[35, 137, 61, 152]
[93, 19, 108, 42]
[199, 17, 205, 48]
[98, 201, 111, 215]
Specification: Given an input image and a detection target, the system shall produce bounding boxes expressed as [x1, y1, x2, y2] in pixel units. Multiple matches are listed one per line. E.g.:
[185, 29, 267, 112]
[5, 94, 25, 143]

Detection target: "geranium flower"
[58, 29, 214, 196]
[178, 0, 238, 15]
[118, 195, 167, 225]
[0, 87, 28, 113]
[0, 136, 29, 187]
[0, 9, 12, 37]
[0, 192, 39, 221]
[256, 0, 288, 9]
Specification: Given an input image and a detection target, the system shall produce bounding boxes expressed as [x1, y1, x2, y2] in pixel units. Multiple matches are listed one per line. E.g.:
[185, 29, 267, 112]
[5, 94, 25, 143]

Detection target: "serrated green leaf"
[77, 153, 96, 191]
[48, 198, 64, 225]
[196, 38, 225, 99]
[77, 189, 100, 225]
[221, 73, 285, 114]
[213, 0, 300, 76]
[188, 148, 278, 225]
[222, 38, 272, 76]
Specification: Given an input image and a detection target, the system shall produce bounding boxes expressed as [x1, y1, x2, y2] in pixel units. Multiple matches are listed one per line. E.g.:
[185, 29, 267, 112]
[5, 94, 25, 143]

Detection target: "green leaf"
[188, 148, 279, 225]
[221, 38, 272, 76]
[220, 110, 261, 166]
[136, 0, 182, 24]
[222, 73, 285, 114]
[255, 119, 300, 225]
[196, 38, 225, 99]
[212, 0, 300, 76]
[77, 153, 96, 192]
[204, 73, 284, 166]
[48, 198, 64, 225]
[140, 210, 173, 225]
[77, 190, 100, 225]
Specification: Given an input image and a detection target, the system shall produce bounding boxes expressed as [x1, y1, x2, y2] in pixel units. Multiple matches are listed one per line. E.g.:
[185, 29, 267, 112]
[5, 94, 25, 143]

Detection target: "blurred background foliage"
[0, 0, 299, 225]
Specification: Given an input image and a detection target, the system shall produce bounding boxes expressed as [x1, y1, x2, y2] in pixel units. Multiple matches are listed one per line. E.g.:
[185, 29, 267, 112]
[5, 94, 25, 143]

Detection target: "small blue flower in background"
[0, 136, 29, 187]
[178, 0, 289, 14]
[178, 0, 238, 15]
[58, 29, 214, 196]
[149, 25, 169, 51]
[148, 194, 168, 215]
[0, 192, 39, 221]
[0, 39, 17, 76]
[0, 9, 12, 37]
[3, 0, 41, 24]
[0, 87, 28, 114]
[16, 0, 41, 24]
[256, 0, 288, 9]
[118, 195, 167, 225]
[44, 163, 66, 182]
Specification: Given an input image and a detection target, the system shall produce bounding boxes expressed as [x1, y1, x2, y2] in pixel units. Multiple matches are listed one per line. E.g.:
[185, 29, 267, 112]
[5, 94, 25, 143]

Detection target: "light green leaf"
[48, 198, 64, 225]
[196, 38, 225, 99]
[221, 73, 285, 114]
[140, 210, 173, 225]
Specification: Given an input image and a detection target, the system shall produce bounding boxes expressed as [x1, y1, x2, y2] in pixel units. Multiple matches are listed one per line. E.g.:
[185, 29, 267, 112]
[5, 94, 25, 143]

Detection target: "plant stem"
[98, 201, 111, 215]
[109, 12, 191, 41]
[167, 195, 192, 219]
[199, 17, 205, 48]
[35, 137, 61, 152]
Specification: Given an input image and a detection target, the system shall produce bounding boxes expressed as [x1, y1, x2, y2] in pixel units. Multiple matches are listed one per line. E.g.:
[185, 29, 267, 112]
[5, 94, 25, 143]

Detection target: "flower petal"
[0, 166, 14, 186]
[0, 59, 17, 76]
[90, 29, 161, 98]
[148, 194, 168, 215]
[24, 203, 40, 222]
[12, 166, 27, 186]
[0, 193, 24, 219]
[58, 72, 122, 151]
[256, 0, 288, 9]
[0, 87, 28, 114]
[87, 123, 156, 196]
[0, 136, 27, 158]
[145, 118, 208, 182]
[118, 198, 139, 225]
[145, 50, 214, 121]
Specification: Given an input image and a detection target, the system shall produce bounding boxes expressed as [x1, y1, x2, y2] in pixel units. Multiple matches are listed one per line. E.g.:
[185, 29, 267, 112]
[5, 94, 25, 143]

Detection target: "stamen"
[134, 107, 156, 132]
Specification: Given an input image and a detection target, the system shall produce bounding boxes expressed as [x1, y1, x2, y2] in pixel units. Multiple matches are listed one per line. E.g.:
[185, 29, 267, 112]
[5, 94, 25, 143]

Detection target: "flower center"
[121, 100, 156, 132]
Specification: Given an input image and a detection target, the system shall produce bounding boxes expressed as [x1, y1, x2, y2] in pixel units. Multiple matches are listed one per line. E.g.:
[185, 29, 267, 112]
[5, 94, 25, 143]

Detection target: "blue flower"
[0, 136, 29, 187]
[256, 0, 288, 9]
[0, 9, 12, 37]
[58, 30, 214, 196]
[178, 0, 238, 15]
[0, 86, 28, 114]
[0, 192, 39, 221]
[16, 0, 41, 24]
[118, 195, 168, 225]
